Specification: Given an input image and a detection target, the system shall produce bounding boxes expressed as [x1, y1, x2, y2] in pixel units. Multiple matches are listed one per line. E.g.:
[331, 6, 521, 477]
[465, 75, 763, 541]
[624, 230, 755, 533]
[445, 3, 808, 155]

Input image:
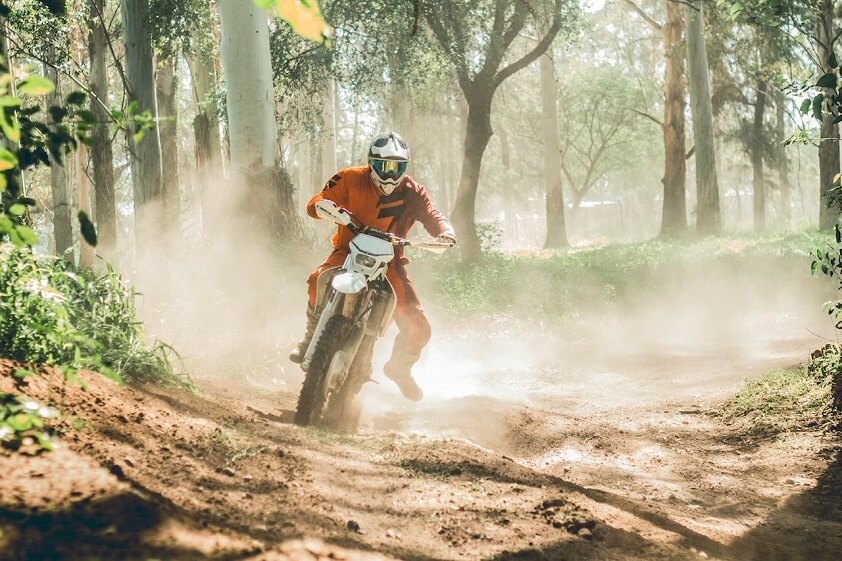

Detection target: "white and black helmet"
[368, 131, 410, 195]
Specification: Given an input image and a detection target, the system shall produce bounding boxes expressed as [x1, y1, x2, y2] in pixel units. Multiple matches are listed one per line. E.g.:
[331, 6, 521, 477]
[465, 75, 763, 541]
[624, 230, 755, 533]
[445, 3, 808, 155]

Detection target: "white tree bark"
[540, 51, 567, 248]
[217, 0, 278, 174]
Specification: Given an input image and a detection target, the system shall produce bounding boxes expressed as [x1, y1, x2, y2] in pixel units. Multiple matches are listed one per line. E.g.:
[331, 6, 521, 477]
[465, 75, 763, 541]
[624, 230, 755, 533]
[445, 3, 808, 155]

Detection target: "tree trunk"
[88, 0, 117, 261]
[775, 90, 790, 227]
[187, 49, 222, 237]
[540, 52, 567, 248]
[452, 93, 493, 261]
[155, 57, 180, 234]
[817, 0, 840, 230]
[684, 0, 720, 234]
[752, 78, 767, 233]
[660, 0, 687, 237]
[121, 0, 164, 253]
[44, 56, 73, 261]
[321, 78, 337, 180]
[217, 0, 294, 236]
[77, 143, 95, 267]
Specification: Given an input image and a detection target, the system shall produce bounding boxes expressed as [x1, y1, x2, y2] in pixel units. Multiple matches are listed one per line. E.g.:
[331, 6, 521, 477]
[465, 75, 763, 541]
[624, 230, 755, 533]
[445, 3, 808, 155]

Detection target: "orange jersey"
[306, 165, 455, 254]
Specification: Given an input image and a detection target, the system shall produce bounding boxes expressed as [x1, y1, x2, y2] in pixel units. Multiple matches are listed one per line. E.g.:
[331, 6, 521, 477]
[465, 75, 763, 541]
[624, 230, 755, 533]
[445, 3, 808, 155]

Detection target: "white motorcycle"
[294, 200, 453, 429]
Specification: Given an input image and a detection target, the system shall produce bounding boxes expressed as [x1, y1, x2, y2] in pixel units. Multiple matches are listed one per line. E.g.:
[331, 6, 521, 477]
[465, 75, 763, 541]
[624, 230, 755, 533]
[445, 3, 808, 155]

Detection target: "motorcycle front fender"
[332, 271, 367, 294]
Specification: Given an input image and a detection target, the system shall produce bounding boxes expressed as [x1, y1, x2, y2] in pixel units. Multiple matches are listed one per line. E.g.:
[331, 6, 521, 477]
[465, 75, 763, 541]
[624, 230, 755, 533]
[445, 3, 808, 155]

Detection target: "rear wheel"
[294, 315, 347, 426]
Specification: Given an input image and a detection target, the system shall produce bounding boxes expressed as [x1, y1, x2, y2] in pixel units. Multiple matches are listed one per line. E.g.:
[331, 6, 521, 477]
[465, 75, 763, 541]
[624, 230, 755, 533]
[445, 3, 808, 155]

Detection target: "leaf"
[0, 147, 17, 171]
[66, 91, 87, 105]
[13, 368, 34, 379]
[78, 210, 97, 247]
[18, 75, 54, 96]
[0, 110, 21, 143]
[813, 94, 825, 121]
[271, 0, 333, 44]
[800, 98, 812, 114]
[7, 204, 25, 216]
[14, 225, 37, 245]
[817, 73, 838, 89]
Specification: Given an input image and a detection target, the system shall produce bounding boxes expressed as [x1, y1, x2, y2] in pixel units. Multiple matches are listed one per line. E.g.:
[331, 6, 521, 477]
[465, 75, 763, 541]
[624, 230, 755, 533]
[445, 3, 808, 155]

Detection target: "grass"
[419, 229, 832, 319]
[720, 363, 838, 438]
[0, 244, 190, 388]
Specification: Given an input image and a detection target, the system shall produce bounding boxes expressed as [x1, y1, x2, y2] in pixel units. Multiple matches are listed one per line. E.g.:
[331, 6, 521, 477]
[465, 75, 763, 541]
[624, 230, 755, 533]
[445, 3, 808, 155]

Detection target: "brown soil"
[0, 359, 839, 561]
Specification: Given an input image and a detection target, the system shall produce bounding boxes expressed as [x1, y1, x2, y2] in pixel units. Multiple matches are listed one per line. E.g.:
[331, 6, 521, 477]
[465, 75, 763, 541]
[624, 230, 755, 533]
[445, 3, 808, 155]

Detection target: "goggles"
[370, 158, 408, 179]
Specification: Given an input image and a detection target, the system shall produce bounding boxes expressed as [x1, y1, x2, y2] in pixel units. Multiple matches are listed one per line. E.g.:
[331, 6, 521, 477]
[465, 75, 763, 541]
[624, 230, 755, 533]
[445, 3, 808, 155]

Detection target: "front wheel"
[294, 315, 347, 426]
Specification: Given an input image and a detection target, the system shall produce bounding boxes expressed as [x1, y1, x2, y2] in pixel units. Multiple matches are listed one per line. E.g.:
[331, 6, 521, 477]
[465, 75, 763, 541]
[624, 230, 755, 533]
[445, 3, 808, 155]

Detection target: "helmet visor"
[370, 158, 407, 180]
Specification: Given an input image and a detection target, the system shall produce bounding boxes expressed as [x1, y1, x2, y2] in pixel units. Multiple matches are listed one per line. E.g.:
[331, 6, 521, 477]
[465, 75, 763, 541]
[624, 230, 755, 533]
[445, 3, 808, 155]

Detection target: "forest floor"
[1, 345, 839, 561]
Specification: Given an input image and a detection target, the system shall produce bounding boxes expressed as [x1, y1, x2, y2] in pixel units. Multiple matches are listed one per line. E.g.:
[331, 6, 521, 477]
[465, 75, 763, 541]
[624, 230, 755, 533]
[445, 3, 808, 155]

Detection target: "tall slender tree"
[817, 0, 839, 230]
[540, 49, 567, 248]
[88, 0, 117, 260]
[217, 0, 295, 236]
[684, 0, 720, 234]
[121, 0, 165, 250]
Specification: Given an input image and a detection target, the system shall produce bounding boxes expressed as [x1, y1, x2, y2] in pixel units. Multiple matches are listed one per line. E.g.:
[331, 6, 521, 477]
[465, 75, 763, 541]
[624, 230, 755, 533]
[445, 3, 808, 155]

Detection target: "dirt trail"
[2, 259, 841, 560]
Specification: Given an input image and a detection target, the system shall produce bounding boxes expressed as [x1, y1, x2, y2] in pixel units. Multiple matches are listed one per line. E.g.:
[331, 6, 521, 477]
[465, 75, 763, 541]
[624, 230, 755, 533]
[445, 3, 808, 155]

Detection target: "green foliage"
[807, 343, 842, 412]
[0, 245, 190, 388]
[431, 232, 825, 318]
[720, 366, 835, 437]
[810, 225, 842, 327]
[0, 393, 57, 453]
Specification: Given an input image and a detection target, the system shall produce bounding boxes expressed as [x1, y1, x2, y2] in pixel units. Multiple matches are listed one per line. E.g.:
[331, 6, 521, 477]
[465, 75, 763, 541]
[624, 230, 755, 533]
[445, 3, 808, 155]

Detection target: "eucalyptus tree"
[540, 48, 567, 248]
[218, 0, 296, 236]
[685, 0, 720, 234]
[721, 0, 838, 228]
[121, 0, 165, 249]
[621, 0, 688, 237]
[88, 0, 116, 258]
[418, 0, 577, 261]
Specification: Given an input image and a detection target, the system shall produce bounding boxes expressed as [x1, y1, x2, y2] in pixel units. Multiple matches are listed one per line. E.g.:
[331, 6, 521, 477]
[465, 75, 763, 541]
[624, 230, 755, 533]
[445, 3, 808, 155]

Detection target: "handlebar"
[344, 216, 454, 253]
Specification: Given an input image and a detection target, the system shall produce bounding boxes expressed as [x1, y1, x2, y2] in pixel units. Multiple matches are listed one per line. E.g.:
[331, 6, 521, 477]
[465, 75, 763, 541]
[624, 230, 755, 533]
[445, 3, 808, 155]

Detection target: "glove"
[314, 199, 351, 225]
[436, 234, 456, 246]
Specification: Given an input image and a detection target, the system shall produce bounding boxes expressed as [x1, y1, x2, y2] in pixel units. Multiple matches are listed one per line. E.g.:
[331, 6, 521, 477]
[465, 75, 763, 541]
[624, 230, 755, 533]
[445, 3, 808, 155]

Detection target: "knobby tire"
[294, 315, 347, 426]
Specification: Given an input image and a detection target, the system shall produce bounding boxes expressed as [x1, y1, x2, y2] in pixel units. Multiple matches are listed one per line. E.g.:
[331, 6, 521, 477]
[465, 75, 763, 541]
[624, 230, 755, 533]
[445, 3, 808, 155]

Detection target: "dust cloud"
[122, 189, 836, 444]
[124, 175, 318, 391]
[362, 250, 837, 444]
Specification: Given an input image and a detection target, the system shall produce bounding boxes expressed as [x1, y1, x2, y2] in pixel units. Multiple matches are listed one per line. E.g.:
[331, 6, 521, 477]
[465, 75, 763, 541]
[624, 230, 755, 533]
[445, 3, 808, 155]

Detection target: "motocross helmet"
[368, 131, 409, 195]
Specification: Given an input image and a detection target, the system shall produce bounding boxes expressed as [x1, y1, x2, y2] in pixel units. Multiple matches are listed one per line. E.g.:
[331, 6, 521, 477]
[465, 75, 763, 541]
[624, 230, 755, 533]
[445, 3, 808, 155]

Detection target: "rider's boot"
[384, 356, 423, 401]
[289, 306, 318, 364]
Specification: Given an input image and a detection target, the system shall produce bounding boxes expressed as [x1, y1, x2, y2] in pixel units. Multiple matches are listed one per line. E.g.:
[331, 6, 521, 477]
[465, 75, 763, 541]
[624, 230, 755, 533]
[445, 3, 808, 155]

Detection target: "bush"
[807, 344, 842, 413]
[0, 244, 189, 388]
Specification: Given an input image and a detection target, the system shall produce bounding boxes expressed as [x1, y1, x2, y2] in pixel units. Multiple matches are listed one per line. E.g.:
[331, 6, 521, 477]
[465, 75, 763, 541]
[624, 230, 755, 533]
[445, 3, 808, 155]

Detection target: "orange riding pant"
[307, 249, 431, 365]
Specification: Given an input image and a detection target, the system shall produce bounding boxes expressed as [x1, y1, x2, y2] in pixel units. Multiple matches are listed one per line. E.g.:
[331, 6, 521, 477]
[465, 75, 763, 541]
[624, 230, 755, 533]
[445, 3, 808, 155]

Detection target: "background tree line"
[0, 0, 839, 266]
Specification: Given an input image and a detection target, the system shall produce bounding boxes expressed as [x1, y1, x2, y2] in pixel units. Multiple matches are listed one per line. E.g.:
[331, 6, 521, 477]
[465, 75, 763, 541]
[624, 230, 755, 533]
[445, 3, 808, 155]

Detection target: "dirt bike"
[293, 200, 453, 430]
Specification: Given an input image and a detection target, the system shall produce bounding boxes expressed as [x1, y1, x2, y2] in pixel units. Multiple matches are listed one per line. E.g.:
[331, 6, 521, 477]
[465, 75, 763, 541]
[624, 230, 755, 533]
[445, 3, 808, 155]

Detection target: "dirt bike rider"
[289, 131, 456, 401]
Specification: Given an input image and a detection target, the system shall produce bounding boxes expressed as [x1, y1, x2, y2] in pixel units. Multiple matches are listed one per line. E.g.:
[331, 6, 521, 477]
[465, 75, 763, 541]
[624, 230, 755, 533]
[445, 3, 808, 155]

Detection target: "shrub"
[0, 244, 189, 388]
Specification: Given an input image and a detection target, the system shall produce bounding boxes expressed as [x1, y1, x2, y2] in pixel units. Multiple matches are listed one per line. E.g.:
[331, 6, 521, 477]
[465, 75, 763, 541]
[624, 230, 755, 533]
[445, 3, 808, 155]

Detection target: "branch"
[423, 5, 470, 86]
[2, 34, 117, 123]
[483, 0, 530, 78]
[493, 1, 562, 90]
[621, 0, 662, 32]
[685, 145, 695, 160]
[631, 108, 662, 127]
